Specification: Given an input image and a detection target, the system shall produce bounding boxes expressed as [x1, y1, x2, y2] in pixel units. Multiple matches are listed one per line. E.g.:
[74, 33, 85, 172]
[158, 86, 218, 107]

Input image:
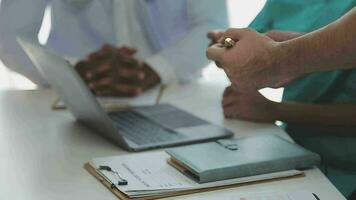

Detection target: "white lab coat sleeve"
[145, 0, 228, 85]
[0, 0, 48, 86]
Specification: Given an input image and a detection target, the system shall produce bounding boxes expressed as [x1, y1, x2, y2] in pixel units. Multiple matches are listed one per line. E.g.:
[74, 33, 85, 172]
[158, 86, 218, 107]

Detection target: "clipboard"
[84, 162, 305, 200]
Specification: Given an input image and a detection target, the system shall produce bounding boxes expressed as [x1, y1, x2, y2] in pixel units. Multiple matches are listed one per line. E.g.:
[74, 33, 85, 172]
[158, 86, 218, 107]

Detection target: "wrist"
[273, 42, 304, 80]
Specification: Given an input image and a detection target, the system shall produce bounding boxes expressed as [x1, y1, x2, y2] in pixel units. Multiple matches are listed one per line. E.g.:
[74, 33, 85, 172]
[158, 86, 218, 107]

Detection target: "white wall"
[227, 0, 266, 27]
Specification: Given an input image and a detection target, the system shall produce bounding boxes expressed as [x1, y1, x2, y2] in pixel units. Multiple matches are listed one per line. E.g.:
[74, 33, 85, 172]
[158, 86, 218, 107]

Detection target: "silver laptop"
[18, 37, 233, 151]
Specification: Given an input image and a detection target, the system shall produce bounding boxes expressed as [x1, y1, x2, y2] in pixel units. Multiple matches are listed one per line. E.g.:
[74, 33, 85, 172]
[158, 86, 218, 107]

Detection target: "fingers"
[88, 77, 141, 97]
[88, 68, 143, 90]
[222, 98, 241, 119]
[207, 28, 256, 63]
[89, 64, 160, 97]
[88, 44, 113, 60]
[226, 28, 256, 38]
[88, 77, 113, 92]
[217, 28, 254, 44]
[88, 44, 138, 62]
[93, 82, 155, 97]
[77, 45, 114, 76]
[207, 31, 224, 40]
[93, 80, 159, 97]
[223, 107, 239, 119]
[112, 85, 144, 97]
[222, 86, 261, 109]
[221, 92, 247, 119]
[222, 88, 239, 107]
[215, 61, 224, 68]
[87, 65, 145, 83]
[206, 43, 226, 62]
[116, 46, 137, 56]
[75, 44, 142, 86]
[81, 53, 144, 82]
[75, 61, 89, 80]
[84, 63, 112, 81]
[115, 54, 141, 69]
[117, 67, 145, 81]
[223, 85, 234, 97]
[222, 95, 236, 108]
[75, 44, 160, 97]
[207, 30, 224, 46]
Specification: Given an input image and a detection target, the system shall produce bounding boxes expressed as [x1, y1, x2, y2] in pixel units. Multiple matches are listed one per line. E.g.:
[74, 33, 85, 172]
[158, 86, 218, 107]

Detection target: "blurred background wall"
[0, 0, 267, 90]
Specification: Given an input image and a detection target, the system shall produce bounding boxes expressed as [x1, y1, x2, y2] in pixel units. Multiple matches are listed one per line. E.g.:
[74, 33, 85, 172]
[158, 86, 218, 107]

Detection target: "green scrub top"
[249, 0, 356, 197]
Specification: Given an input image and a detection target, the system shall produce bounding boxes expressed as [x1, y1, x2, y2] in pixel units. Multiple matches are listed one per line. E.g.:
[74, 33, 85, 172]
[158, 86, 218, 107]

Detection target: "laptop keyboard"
[109, 111, 185, 145]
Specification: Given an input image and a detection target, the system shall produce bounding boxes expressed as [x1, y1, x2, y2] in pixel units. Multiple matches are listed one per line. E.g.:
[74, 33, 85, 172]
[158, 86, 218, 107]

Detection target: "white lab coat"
[0, 0, 228, 86]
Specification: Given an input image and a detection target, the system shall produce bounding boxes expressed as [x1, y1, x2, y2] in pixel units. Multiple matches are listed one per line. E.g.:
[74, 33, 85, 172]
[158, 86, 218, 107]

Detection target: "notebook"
[166, 135, 321, 183]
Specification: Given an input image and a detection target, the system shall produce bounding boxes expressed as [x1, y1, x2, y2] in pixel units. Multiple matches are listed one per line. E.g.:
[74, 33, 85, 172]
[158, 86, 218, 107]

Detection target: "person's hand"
[222, 86, 278, 122]
[207, 30, 224, 68]
[206, 28, 302, 91]
[207, 29, 305, 45]
[265, 30, 305, 42]
[75, 44, 160, 97]
[207, 30, 224, 46]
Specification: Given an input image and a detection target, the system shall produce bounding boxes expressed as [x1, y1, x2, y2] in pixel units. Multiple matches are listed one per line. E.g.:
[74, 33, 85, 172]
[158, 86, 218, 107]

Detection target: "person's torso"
[46, 0, 188, 60]
[250, 0, 356, 170]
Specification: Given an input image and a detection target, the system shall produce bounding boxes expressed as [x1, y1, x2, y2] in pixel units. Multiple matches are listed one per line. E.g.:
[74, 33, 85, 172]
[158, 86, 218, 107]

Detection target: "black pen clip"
[98, 165, 128, 186]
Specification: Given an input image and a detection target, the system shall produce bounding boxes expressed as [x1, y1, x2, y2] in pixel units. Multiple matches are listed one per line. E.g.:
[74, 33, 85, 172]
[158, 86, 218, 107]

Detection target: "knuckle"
[224, 28, 238, 37]
[241, 28, 258, 37]
[223, 86, 231, 95]
[241, 28, 253, 33]
[226, 28, 237, 34]
[138, 72, 145, 80]
[206, 48, 213, 58]
[241, 27, 251, 32]
[135, 87, 143, 95]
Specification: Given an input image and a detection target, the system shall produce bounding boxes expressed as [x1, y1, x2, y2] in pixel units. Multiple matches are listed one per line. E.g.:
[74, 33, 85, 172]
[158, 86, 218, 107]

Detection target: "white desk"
[0, 74, 346, 200]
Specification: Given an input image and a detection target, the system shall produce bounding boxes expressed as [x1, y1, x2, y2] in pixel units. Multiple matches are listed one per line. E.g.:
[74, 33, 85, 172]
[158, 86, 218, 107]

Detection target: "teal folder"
[166, 135, 320, 183]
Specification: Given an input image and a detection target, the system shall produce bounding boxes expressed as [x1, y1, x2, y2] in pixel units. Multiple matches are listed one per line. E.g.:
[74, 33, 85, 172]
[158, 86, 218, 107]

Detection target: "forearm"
[277, 7, 356, 75]
[274, 102, 356, 126]
[0, 0, 47, 86]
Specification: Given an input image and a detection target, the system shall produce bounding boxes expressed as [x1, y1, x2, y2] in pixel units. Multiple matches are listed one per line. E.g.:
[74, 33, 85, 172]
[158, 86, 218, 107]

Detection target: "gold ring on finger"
[224, 38, 236, 48]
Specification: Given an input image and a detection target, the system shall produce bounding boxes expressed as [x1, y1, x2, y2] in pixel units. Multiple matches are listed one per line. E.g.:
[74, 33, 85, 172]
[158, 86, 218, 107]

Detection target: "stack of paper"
[85, 152, 304, 199]
[178, 191, 320, 200]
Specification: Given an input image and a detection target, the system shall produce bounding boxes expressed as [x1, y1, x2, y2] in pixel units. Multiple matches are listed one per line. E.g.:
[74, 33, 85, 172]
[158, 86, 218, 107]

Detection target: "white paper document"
[179, 191, 320, 200]
[89, 152, 303, 198]
[53, 85, 162, 110]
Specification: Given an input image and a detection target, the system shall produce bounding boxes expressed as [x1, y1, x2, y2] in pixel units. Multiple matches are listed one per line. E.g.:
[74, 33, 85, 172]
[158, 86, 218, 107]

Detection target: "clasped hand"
[75, 44, 160, 97]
